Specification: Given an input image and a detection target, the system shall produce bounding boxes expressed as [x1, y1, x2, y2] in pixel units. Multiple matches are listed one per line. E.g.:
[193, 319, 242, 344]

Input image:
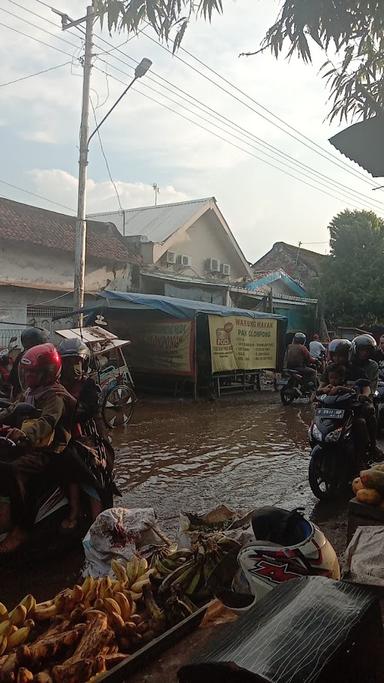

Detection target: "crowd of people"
[285, 331, 383, 460]
[0, 329, 115, 554]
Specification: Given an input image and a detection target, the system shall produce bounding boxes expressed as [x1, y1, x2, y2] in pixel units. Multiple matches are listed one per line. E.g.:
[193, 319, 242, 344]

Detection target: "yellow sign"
[129, 320, 194, 376]
[209, 315, 277, 372]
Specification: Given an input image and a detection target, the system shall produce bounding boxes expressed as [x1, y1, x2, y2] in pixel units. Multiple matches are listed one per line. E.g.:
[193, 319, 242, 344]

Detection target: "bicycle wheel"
[102, 384, 136, 428]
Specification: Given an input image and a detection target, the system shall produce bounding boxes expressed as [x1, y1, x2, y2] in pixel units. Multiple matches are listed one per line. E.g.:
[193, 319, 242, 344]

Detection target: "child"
[317, 362, 347, 396]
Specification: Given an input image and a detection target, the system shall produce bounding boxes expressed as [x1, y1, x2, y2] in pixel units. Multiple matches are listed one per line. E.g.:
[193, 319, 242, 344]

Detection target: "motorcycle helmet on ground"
[351, 334, 377, 361]
[328, 338, 352, 361]
[21, 327, 49, 351]
[293, 332, 306, 345]
[233, 507, 340, 603]
[19, 343, 61, 391]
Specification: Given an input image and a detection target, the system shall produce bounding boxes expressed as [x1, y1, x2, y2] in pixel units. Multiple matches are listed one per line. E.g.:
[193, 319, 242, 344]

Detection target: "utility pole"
[73, 6, 94, 321]
[152, 183, 159, 206]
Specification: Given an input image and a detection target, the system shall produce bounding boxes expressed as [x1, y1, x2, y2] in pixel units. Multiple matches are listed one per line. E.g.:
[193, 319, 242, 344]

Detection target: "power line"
[14, 2, 384, 208]
[0, 179, 75, 212]
[0, 60, 70, 87]
[92, 64, 380, 213]
[90, 99, 123, 211]
[1, 14, 381, 213]
[89, 41, 384, 211]
[0, 4, 81, 50]
[0, 19, 75, 57]
[142, 30, 381, 190]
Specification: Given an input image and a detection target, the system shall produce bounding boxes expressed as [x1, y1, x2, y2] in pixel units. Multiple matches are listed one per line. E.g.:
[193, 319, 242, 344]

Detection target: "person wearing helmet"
[349, 335, 381, 458]
[0, 343, 76, 553]
[57, 338, 114, 531]
[8, 327, 49, 400]
[319, 339, 351, 390]
[286, 332, 317, 386]
[375, 334, 384, 373]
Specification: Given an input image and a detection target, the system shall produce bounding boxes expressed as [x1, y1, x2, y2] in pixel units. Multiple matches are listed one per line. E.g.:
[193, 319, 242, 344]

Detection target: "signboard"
[128, 320, 195, 376]
[208, 315, 277, 373]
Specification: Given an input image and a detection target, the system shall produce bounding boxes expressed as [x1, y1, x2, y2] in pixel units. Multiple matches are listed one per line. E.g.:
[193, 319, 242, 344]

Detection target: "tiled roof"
[0, 196, 139, 264]
[89, 197, 213, 244]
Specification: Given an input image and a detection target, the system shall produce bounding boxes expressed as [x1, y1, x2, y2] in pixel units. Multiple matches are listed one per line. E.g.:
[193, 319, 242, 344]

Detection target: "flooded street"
[0, 397, 348, 606]
[115, 399, 316, 533]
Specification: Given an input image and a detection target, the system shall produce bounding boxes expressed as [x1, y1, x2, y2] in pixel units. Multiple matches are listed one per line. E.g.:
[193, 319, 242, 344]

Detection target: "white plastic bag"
[343, 525, 384, 586]
[82, 507, 162, 577]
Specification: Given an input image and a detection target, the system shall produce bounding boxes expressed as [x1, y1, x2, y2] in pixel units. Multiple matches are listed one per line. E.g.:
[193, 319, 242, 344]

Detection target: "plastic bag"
[82, 507, 163, 577]
[343, 525, 384, 585]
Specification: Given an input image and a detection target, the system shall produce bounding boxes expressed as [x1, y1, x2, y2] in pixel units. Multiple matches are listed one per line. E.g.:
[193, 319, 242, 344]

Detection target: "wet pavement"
[0, 396, 348, 606]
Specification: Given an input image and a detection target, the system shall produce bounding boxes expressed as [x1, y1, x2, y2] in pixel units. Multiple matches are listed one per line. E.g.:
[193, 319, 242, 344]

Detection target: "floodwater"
[114, 399, 317, 534]
[0, 397, 348, 607]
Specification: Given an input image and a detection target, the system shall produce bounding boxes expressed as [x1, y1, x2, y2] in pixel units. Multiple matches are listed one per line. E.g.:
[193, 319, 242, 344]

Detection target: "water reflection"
[114, 401, 317, 533]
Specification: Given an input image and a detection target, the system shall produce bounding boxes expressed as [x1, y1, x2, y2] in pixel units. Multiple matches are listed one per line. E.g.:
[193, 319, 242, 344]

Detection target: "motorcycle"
[280, 364, 319, 405]
[374, 369, 384, 435]
[0, 400, 114, 559]
[308, 391, 367, 500]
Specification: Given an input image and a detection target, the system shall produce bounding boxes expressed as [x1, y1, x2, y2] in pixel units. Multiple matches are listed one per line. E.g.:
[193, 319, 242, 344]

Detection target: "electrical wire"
[0, 19, 74, 56]
[13, 1, 384, 208]
[0, 60, 70, 87]
[1, 12, 382, 213]
[90, 99, 123, 211]
[142, 30, 382, 190]
[0, 179, 75, 212]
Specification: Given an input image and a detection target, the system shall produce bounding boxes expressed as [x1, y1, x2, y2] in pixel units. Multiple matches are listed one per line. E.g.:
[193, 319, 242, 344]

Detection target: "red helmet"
[19, 343, 62, 391]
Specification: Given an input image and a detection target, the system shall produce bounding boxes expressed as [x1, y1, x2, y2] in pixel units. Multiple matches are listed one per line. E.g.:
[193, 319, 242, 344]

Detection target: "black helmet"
[21, 327, 49, 350]
[293, 332, 306, 345]
[351, 334, 377, 360]
[328, 339, 351, 360]
[58, 338, 90, 364]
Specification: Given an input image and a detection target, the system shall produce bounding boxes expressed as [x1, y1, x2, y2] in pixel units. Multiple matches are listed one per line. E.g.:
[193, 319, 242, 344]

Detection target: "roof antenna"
[152, 183, 160, 206]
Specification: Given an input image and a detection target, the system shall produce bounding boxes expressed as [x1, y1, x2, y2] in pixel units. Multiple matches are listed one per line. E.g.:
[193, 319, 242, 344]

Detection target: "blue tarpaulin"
[97, 290, 287, 322]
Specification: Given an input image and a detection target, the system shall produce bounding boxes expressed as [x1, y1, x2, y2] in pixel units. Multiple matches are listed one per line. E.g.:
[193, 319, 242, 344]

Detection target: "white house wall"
[156, 212, 247, 280]
[0, 242, 133, 292]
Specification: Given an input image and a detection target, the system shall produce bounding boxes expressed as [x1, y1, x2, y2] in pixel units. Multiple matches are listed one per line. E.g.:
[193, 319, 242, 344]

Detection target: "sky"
[1, 0, 383, 264]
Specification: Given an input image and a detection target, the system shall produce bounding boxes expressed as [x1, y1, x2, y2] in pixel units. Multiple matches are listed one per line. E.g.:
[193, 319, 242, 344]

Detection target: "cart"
[56, 326, 136, 428]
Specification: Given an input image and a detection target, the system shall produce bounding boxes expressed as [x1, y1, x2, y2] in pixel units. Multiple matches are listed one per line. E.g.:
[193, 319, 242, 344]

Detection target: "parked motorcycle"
[308, 391, 367, 500]
[280, 365, 318, 405]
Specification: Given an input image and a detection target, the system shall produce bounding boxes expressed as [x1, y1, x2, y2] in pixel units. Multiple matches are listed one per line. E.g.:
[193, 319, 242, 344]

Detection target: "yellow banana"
[16, 667, 34, 683]
[107, 611, 125, 633]
[20, 595, 36, 616]
[0, 621, 11, 637]
[81, 575, 94, 594]
[136, 557, 148, 578]
[127, 591, 142, 602]
[0, 602, 8, 622]
[130, 577, 150, 594]
[112, 560, 128, 584]
[99, 576, 112, 598]
[103, 598, 121, 617]
[7, 625, 30, 650]
[9, 605, 27, 627]
[113, 592, 131, 621]
[127, 556, 140, 585]
[34, 604, 57, 621]
[0, 636, 7, 656]
[71, 585, 83, 604]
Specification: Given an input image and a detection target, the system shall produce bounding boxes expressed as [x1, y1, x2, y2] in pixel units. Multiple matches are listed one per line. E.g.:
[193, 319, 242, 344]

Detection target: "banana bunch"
[158, 534, 240, 601]
[0, 595, 36, 657]
[151, 549, 193, 580]
[110, 556, 154, 601]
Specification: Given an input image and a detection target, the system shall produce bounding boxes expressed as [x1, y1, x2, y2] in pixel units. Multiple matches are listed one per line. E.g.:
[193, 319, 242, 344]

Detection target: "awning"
[96, 290, 287, 322]
[329, 116, 384, 177]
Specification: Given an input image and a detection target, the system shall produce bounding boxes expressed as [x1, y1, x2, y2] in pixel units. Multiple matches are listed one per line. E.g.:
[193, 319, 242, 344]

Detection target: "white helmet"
[233, 507, 340, 602]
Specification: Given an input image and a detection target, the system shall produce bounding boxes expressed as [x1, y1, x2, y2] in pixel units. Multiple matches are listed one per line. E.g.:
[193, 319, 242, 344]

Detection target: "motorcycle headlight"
[311, 424, 322, 442]
[325, 427, 343, 443]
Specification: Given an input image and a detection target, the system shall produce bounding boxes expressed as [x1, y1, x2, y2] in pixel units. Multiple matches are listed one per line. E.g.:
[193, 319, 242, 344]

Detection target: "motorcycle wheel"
[308, 446, 337, 500]
[281, 386, 295, 405]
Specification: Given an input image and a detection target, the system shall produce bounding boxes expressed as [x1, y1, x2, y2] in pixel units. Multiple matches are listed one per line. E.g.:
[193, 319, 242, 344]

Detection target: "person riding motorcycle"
[320, 339, 351, 389]
[349, 334, 381, 459]
[0, 343, 75, 553]
[57, 338, 115, 531]
[286, 332, 317, 386]
[8, 327, 49, 400]
[375, 334, 384, 373]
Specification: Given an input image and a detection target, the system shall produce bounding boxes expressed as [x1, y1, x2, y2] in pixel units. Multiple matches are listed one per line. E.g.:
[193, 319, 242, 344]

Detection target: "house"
[245, 269, 318, 334]
[89, 197, 252, 306]
[0, 197, 139, 345]
[252, 241, 327, 290]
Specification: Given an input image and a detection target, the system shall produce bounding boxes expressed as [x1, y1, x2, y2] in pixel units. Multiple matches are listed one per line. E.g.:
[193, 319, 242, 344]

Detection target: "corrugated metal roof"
[89, 197, 213, 243]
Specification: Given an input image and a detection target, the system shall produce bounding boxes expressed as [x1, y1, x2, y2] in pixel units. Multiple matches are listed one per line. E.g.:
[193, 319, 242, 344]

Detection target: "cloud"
[21, 130, 57, 144]
[28, 168, 189, 214]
